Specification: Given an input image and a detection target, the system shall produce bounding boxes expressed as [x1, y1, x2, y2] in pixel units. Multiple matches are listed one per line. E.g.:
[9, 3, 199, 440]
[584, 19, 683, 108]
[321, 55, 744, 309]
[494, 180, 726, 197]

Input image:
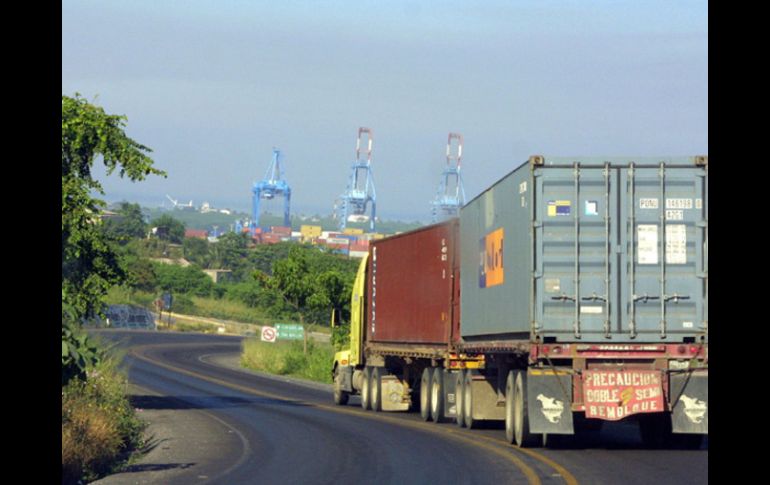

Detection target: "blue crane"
[337, 127, 377, 232]
[252, 148, 291, 232]
[431, 132, 466, 222]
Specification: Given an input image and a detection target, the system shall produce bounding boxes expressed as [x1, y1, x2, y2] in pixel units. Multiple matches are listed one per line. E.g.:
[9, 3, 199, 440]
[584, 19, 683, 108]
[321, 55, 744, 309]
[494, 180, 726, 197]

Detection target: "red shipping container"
[271, 226, 292, 236]
[366, 219, 460, 345]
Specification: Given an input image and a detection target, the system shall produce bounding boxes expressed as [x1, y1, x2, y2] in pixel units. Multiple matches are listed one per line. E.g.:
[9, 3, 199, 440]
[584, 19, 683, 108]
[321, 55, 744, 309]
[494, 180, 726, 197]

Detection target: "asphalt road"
[92, 330, 707, 485]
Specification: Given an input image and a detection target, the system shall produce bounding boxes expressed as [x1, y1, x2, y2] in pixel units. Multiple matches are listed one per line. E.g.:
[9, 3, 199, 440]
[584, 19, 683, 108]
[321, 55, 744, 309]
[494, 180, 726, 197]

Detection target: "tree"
[153, 263, 214, 296]
[183, 237, 211, 268]
[62, 93, 165, 383]
[102, 201, 148, 242]
[150, 214, 185, 244]
[210, 232, 251, 278]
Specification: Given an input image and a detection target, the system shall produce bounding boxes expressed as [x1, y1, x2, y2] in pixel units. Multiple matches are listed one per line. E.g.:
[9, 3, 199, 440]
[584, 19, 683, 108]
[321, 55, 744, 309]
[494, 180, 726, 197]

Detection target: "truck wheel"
[463, 370, 476, 429]
[431, 368, 445, 423]
[670, 434, 704, 450]
[505, 371, 515, 443]
[420, 367, 433, 421]
[638, 414, 669, 449]
[333, 367, 349, 406]
[371, 367, 382, 412]
[513, 371, 540, 447]
[361, 367, 372, 411]
[455, 370, 466, 428]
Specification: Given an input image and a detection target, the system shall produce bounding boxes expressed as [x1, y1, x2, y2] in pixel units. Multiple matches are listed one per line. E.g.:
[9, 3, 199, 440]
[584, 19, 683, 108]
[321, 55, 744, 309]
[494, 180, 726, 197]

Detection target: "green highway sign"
[276, 323, 305, 340]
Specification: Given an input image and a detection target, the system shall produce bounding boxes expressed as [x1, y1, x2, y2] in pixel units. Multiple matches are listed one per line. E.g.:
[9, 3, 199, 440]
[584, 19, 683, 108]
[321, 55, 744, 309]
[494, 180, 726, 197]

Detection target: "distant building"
[203, 269, 233, 284]
[185, 229, 209, 239]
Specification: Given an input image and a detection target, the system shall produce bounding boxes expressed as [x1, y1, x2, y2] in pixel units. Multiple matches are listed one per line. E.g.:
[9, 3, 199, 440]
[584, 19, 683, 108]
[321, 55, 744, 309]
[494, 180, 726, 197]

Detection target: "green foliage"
[62, 348, 146, 483]
[168, 293, 196, 314]
[183, 237, 211, 268]
[210, 232, 251, 278]
[153, 263, 214, 296]
[61, 316, 104, 386]
[241, 338, 334, 383]
[102, 202, 147, 242]
[149, 214, 185, 243]
[122, 253, 158, 292]
[62, 93, 165, 321]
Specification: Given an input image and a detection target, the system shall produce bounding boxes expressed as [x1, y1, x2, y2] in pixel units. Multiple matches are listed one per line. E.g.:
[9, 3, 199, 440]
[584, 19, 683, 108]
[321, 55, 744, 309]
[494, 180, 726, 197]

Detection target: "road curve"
[92, 330, 707, 485]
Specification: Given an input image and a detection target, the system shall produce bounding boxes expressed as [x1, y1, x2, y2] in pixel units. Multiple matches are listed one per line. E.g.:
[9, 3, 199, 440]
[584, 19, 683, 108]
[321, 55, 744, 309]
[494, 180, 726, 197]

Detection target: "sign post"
[162, 293, 173, 327]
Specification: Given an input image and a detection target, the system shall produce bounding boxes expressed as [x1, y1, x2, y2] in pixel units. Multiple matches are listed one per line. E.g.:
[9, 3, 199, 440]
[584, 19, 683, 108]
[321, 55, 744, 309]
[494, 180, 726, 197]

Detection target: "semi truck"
[331, 218, 482, 422]
[333, 155, 707, 449]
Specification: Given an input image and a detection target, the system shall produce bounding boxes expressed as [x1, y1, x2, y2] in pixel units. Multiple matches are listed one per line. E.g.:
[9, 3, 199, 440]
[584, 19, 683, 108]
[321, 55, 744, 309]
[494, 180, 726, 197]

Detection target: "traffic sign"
[261, 326, 277, 343]
[276, 323, 305, 340]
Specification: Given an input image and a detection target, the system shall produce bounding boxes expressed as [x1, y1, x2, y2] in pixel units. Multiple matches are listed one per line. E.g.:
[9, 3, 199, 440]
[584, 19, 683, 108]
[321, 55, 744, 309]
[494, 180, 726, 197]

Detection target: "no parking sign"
[261, 326, 277, 343]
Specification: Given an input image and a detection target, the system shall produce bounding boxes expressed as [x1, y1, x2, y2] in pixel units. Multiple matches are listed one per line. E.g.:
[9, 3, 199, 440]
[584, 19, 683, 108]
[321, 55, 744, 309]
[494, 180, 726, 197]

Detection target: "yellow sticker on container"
[547, 200, 571, 217]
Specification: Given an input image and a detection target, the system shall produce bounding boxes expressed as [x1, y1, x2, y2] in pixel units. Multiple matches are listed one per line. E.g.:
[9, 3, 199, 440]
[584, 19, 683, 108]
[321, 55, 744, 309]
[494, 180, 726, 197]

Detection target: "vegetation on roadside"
[241, 338, 334, 383]
[62, 93, 164, 482]
[62, 343, 146, 484]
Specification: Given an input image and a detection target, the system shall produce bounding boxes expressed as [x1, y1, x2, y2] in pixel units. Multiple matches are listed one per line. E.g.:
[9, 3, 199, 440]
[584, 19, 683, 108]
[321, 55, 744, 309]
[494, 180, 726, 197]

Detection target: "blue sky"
[62, 0, 708, 221]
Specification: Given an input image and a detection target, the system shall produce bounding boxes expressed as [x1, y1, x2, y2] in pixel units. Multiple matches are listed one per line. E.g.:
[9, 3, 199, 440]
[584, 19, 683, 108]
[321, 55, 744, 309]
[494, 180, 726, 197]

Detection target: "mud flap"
[527, 369, 574, 434]
[339, 365, 353, 392]
[467, 372, 506, 421]
[670, 371, 708, 434]
[380, 375, 410, 411]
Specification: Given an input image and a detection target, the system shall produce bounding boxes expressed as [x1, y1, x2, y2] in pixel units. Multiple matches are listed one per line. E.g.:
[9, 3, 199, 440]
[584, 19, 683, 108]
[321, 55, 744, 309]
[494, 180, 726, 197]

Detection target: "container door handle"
[551, 294, 576, 302]
[581, 294, 607, 302]
[663, 294, 690, 303]
[633, 294, 660, 303]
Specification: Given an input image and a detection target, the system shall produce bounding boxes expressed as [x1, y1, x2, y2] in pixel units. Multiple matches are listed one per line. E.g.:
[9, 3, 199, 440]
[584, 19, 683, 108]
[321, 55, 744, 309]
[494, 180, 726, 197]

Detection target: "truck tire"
[361, 366, 372, 411]
[670, 434, 704, 450]
[513, 370, 540, 448]
[455, 370, 466, 428]
[463, 370, 476, 429]
[371, 367, 382, 412]
[420, 367, 433, 421]
[333, 366, 349, 406]
[505, 371, 516, 443]
[430, 367, 445, 423]
[638, 413, 669, 449]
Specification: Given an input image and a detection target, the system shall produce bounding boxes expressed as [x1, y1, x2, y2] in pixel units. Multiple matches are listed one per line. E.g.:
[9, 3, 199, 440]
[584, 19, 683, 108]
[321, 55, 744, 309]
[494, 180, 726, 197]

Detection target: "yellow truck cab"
[331, 254, 368, 405]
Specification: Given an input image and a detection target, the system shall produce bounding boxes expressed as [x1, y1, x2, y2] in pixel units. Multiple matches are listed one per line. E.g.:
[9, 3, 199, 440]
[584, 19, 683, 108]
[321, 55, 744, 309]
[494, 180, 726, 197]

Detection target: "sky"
[62, 0, 708, 222]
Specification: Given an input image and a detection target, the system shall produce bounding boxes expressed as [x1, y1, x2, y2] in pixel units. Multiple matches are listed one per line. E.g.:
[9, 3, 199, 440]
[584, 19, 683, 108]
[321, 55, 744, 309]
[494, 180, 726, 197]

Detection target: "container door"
[621, 164, 707, 341]
[535, 163, 618, 340]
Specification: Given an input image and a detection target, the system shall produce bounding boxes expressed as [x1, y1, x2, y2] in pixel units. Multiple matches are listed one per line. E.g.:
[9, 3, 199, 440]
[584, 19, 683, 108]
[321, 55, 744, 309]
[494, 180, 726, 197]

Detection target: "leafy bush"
[62, 305, 103, 386]
[153, 263, 214, 296]
[61, 346, 145, 484]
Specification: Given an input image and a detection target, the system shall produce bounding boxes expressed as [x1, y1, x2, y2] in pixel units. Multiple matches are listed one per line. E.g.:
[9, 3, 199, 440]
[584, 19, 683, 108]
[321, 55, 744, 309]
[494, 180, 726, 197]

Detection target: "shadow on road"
[119, 462, 196, 473]
[130, 394, 308, 411]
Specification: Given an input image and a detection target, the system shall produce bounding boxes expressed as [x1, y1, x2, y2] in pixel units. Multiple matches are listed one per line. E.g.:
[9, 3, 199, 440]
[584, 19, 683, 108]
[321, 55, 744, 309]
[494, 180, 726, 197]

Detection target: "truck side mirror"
[331, 308, 340, 328]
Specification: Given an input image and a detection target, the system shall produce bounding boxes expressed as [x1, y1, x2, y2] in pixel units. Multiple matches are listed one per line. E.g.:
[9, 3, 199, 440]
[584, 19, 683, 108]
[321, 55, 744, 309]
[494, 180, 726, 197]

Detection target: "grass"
[61, 344, 146, 484]
[241, 337, 334, 384]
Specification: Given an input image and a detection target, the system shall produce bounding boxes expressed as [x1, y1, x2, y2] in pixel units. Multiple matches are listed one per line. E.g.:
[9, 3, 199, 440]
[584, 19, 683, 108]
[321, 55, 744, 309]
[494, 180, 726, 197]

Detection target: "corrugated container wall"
[460, 156, 707, 344]
[366, 219, 460, 345]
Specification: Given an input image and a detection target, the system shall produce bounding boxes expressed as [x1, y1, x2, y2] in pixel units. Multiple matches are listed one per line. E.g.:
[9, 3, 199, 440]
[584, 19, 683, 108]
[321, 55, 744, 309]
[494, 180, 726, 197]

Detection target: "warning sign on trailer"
[261, 326, 277, 343]
[583, 370, 664, 421]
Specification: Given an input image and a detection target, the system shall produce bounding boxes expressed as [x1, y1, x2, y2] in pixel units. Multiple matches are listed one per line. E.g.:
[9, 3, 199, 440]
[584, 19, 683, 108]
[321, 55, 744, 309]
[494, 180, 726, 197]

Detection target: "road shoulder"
[91, 383, 246, 485]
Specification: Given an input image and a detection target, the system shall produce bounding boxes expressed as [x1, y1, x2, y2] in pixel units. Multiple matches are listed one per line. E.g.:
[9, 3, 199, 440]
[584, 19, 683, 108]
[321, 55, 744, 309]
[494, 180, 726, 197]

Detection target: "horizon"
[64, 1, 707, 223]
